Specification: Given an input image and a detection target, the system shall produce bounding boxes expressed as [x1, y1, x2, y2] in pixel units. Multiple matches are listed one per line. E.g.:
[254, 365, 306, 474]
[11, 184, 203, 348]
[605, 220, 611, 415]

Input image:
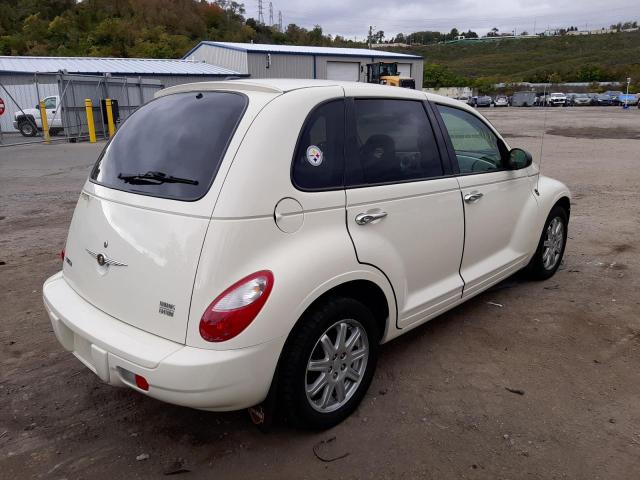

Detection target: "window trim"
[290, 97, 347, 193]
[344, 96, 450, 189]
[88, 90, 248, 203]
[432, 102, 510, 177]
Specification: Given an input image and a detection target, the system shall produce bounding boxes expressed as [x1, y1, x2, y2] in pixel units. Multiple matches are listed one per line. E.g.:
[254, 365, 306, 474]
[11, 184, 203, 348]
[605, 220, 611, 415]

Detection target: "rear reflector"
[60, 249, 65, 261]
[135, 374, 149, 391]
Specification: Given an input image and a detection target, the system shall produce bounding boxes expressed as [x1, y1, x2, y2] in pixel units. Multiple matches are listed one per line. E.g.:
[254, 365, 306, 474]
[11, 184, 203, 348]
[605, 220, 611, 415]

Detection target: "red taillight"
[60, 249, 65, 261]
[134, 374, 149, 391]
[199, 270, 274, 342]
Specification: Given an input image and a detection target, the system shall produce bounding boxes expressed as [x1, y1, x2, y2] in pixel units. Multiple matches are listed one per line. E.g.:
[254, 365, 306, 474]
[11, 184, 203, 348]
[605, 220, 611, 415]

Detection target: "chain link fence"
[0, 73, 162, 147]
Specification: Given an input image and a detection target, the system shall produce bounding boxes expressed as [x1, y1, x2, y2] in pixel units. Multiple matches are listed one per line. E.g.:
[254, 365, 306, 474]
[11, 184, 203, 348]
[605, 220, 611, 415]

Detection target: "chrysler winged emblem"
[86, 249, 127, 267]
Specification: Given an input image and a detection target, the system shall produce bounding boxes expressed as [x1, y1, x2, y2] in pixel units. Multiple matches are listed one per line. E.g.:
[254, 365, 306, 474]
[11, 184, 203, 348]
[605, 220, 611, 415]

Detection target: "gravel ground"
[1, 106, 639, 479]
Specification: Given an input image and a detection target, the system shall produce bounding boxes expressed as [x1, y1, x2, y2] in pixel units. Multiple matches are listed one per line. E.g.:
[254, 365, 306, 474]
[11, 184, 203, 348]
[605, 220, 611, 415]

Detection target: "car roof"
[157, 78, 468, 109]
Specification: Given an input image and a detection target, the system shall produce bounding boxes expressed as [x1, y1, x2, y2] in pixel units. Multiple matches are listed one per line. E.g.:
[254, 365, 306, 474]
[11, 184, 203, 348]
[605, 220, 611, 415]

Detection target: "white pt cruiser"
[43, 79, 570, 429]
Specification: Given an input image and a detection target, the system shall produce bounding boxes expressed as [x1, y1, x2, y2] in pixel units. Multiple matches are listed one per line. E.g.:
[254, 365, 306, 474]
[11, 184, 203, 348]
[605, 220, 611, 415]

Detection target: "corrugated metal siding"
[187, 46, 248, 75]
[158, 75, 232, 88]
[0, 56, 240, 75]
[247, 53, 313, 79]
[0, 73, 59, 132]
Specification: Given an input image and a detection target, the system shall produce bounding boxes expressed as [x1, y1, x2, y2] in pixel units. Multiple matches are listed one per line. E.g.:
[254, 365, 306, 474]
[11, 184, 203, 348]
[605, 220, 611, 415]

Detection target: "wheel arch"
[281, 268, 398, 351]
[554, 195, 571, 218]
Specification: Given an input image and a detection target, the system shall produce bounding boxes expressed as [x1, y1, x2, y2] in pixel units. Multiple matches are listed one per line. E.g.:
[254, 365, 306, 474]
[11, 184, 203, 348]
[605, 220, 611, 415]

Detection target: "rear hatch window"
[90, 91, 247, 201]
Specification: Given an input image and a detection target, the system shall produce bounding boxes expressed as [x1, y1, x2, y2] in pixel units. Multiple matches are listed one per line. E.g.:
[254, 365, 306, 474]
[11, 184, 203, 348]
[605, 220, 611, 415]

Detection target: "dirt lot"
[1, 106, 639, 479]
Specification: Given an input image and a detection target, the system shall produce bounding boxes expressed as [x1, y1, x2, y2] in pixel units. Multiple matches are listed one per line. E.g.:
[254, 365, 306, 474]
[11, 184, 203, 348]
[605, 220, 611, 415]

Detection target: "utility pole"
[278, 10, 283, 32]
[258, 0, 264, 25]
[368, 25, 374, 49]
[269, 1, 273, 26]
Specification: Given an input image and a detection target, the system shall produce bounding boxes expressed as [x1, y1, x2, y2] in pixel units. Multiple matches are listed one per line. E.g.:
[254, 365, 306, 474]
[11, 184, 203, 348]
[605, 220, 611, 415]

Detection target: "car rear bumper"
[43, 272, 283, 411]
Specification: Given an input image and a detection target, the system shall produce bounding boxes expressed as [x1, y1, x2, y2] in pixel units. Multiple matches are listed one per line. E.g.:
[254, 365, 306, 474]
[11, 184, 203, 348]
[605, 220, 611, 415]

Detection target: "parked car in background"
[494, 95, 509, 107]
[617, 93, 639, 106]
[42, 79, 571, 429]
[603, 91, 624, 105]
[13, 95, 63, 137]
[568, 93, 592, 106]
[512, 91, 537, 107]
[594, 93, 614, 106]
[547, 93, 568, 107]
[470, 95, 493, 107]
[587, 93, 599, 105]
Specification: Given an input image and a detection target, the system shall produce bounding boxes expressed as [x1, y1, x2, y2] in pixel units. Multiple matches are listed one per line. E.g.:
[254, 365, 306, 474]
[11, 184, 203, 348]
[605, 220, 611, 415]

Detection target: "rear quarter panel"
[186, 86, 398, 350]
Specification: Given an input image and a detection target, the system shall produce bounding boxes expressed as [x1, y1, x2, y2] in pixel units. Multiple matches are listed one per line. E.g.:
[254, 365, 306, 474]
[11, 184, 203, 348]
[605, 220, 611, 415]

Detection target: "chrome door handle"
[463, 192, 484, 203]
[355, 211, 388, 225]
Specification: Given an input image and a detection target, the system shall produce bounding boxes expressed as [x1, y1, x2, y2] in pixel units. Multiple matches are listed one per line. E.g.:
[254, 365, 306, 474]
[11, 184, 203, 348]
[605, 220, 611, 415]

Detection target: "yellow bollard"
[39, 100, 50, 144]
[84, 99, 96, 143]
[105, 98, 115, 138]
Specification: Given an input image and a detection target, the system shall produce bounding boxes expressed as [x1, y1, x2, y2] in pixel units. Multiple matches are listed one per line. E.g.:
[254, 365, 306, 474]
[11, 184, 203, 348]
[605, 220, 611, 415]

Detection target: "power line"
[257, 0, 264, 25]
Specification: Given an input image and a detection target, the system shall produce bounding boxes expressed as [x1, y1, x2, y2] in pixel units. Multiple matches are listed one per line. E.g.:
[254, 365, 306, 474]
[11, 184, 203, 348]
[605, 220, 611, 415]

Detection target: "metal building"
[183, 42, 424, 86]
[0, 56, 244, 133]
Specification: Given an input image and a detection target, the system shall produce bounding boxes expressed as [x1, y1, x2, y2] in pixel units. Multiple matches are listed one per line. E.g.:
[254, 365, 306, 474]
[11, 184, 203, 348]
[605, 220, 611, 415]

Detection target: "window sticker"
[306, 145, 323, 166]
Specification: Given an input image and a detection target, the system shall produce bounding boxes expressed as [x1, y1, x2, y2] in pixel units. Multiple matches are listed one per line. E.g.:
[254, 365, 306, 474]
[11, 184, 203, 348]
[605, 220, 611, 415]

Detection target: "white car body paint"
[43, 79, 570, 412]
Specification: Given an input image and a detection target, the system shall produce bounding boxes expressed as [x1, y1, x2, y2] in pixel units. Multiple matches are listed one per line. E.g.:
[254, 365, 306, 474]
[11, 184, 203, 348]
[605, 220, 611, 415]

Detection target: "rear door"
[63, 90, 249, 343]
[345, 97, 465, 329]
[433, 103, 538, 297]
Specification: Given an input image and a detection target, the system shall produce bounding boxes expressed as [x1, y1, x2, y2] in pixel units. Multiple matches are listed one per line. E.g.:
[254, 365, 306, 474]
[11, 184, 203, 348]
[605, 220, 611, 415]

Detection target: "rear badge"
[306, 145, 323, 166]
[159, 301, 175, 317]
[86, 249, 127, 267]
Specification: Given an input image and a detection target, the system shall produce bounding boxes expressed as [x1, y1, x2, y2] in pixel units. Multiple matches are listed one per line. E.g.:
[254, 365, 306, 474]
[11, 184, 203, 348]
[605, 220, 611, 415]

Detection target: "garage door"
[397, 63, 411, 77]
[326, 61, 360, 82]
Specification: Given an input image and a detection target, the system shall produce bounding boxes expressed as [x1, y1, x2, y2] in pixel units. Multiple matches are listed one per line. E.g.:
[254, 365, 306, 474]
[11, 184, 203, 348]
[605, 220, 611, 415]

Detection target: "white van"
[43, 79, 570, 429]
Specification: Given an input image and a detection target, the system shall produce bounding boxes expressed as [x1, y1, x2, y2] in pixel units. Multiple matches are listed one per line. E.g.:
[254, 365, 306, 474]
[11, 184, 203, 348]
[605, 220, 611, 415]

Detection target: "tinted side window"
[347, 99, 443, 186]
[292, 100, 345, 190]
[44, 97, 56, 109]
[91, 91, 247, 201]
[436, 105, 504, 174]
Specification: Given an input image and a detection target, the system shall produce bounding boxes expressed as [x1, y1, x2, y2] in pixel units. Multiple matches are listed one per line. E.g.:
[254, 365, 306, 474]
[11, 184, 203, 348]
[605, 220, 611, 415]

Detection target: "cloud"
[256, 0, 639, 38]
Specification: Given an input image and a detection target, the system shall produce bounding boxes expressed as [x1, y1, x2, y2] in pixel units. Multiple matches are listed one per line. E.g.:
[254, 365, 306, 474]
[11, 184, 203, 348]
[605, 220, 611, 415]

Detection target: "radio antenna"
[536, 79, 550, 195]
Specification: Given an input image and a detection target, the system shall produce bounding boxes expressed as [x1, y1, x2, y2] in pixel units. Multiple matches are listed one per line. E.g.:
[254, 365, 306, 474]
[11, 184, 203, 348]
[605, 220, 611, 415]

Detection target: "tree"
[487, 27, 499, 37]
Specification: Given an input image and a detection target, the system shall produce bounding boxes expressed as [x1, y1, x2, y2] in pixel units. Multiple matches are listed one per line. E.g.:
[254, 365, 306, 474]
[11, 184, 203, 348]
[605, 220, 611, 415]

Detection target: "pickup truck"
[13, 95, 63, 137]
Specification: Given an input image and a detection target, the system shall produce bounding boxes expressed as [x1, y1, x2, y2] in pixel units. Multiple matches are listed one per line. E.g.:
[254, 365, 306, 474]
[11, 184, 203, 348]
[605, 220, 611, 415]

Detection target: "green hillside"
[395, 32, 640, 89]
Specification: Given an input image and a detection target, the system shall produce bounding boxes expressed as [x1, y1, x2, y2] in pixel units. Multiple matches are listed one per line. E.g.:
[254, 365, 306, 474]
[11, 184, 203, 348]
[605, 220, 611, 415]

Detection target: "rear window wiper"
[117, 171, 199, 186]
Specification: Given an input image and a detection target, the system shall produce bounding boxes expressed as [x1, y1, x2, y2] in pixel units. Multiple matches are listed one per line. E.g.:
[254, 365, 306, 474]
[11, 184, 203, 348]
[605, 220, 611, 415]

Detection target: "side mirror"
[508, 148, 533, 170]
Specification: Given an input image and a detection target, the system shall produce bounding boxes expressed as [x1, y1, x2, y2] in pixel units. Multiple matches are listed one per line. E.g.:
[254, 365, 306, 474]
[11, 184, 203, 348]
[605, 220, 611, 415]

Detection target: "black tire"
[527, 205, 569, 280]
[279, 296, 379, 430]
[18, 121, 37, 137]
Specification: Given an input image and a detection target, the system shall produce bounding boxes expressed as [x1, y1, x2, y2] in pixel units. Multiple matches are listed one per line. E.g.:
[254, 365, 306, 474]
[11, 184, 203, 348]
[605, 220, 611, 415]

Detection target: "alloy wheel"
[305, 319, 369, 413]
[542, 217, 564, 270]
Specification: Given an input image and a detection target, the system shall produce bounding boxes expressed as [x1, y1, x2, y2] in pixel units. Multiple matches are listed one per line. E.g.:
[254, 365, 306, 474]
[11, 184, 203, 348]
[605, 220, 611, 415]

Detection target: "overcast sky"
[256, 1, 639, 39]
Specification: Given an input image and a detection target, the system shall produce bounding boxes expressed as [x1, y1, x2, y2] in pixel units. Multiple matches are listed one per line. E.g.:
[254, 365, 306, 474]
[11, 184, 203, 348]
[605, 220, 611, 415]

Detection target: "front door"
[345, 97, 465, 328]
[434, 103, 539, 297]
[43, 96, 61, 128]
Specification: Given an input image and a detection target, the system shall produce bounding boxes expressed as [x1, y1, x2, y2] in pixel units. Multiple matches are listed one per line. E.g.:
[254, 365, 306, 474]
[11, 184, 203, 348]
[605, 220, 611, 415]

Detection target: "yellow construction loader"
[366, 62, 416, 89]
